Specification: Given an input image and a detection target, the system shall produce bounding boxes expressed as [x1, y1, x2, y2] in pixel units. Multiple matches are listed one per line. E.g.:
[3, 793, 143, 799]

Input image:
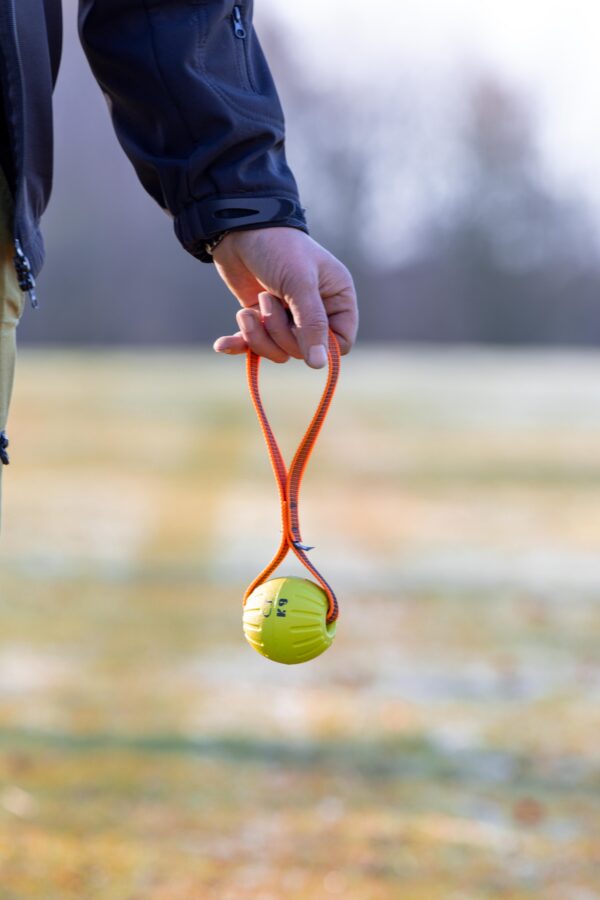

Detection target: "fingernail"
[259, 294, 272, 317]
[307, 345, 327, 369]
[241, 311, 256, 332]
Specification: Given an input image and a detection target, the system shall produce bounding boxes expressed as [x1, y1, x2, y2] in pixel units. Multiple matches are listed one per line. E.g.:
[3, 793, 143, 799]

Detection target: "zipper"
[14, 238, 37, 309]
[231, 5, 257, 92]
[0, 2, 39, 309]
[232, 6, 246, 39]
[0, 430, 9, 465]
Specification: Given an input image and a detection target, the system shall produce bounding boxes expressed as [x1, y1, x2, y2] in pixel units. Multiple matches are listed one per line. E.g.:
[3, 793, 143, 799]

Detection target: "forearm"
[78, 0, 307, 258]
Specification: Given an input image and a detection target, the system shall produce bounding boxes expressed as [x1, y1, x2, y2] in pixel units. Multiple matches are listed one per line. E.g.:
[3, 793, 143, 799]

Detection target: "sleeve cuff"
[174, 195, 308, 263]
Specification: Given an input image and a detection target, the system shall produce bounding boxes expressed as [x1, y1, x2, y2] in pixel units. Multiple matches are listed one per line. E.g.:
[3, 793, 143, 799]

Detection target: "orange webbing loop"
[243, 330, 341, 624]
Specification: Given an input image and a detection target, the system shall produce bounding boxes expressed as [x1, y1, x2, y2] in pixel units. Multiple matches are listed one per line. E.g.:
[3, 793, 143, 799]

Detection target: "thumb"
[286, 282, 329, 369]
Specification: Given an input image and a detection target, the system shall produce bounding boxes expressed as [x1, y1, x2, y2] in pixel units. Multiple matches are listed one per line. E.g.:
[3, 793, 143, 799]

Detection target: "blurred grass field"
[1, 347, 600, 899]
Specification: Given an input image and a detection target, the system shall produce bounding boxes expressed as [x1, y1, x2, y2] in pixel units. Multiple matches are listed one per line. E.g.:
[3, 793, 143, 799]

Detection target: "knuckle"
[300, 315, 328, 331]
[339, 263, 354, 285]
[263, 317, 285, 336]
[328, 254, 354, 284]
[295, 278, 319, 296]
[284, 271, 318, 293]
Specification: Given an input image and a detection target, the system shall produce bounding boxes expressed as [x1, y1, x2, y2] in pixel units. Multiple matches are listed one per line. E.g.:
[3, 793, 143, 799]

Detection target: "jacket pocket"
[196, 1, 258, 96]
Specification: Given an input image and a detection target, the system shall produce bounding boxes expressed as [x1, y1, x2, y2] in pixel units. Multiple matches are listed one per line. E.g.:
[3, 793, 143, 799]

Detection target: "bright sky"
[258, 0, 600, 207]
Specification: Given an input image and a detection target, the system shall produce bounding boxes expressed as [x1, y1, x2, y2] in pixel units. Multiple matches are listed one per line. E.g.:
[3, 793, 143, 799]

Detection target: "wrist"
[175, 195, 308, 264]
[204, 230, 232, 259]
[211, 224, 311, 265]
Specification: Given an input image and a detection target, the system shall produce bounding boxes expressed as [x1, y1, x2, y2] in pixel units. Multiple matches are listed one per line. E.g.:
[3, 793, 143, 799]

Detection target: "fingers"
[322, 283, 359, 356]
[214, 295, 303, 363]
[237, 307, 290, 363]
[213, 296, 356, 364]
[214, 283, 358, 365]
[259, 293, 303, 359]
[285, 281, 329, 369]
[213, 331, 247, 355]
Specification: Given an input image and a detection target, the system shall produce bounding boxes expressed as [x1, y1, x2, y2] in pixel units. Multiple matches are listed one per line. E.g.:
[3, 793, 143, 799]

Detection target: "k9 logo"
[261, 597, 288, 618]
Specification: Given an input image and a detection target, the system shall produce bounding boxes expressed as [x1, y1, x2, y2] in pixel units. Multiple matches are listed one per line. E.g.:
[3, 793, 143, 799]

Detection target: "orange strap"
[243, 330, 341, 624]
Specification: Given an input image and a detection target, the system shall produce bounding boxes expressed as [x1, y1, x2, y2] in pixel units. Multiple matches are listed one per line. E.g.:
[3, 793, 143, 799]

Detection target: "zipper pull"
[232, 6, 246, 38]
[13, 238, 38, 309]
[0, 431, 9, 466]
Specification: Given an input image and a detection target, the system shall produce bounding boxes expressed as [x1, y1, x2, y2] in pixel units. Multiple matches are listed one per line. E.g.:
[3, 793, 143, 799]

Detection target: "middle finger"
[258, 292, 303, 359]
[237, 307, 290, 363]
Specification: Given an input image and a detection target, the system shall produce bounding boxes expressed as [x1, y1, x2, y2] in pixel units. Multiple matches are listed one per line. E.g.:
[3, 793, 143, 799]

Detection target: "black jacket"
[0, 0, 306, 303]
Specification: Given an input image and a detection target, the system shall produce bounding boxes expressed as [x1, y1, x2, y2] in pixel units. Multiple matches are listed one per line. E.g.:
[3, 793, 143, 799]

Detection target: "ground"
[0, 347, 599, 899]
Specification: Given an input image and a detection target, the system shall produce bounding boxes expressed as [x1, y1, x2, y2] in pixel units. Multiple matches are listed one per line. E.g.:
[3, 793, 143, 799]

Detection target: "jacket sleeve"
[78, 0, 307, 261]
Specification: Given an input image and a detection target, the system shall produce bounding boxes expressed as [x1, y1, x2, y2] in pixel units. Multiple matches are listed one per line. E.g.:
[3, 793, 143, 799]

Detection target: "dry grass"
[0, 347, 599, 899]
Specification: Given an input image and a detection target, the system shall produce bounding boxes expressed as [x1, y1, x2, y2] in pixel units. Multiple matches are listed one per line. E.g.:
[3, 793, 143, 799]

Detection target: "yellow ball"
[243, 576, 336, 665]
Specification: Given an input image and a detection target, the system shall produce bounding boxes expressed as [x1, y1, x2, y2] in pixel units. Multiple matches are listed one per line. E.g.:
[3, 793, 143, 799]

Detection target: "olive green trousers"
[0, 167, 25, 526]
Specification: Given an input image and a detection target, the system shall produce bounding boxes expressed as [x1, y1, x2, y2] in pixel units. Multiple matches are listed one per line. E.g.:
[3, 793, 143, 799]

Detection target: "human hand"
[212, 227, 358, 368]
